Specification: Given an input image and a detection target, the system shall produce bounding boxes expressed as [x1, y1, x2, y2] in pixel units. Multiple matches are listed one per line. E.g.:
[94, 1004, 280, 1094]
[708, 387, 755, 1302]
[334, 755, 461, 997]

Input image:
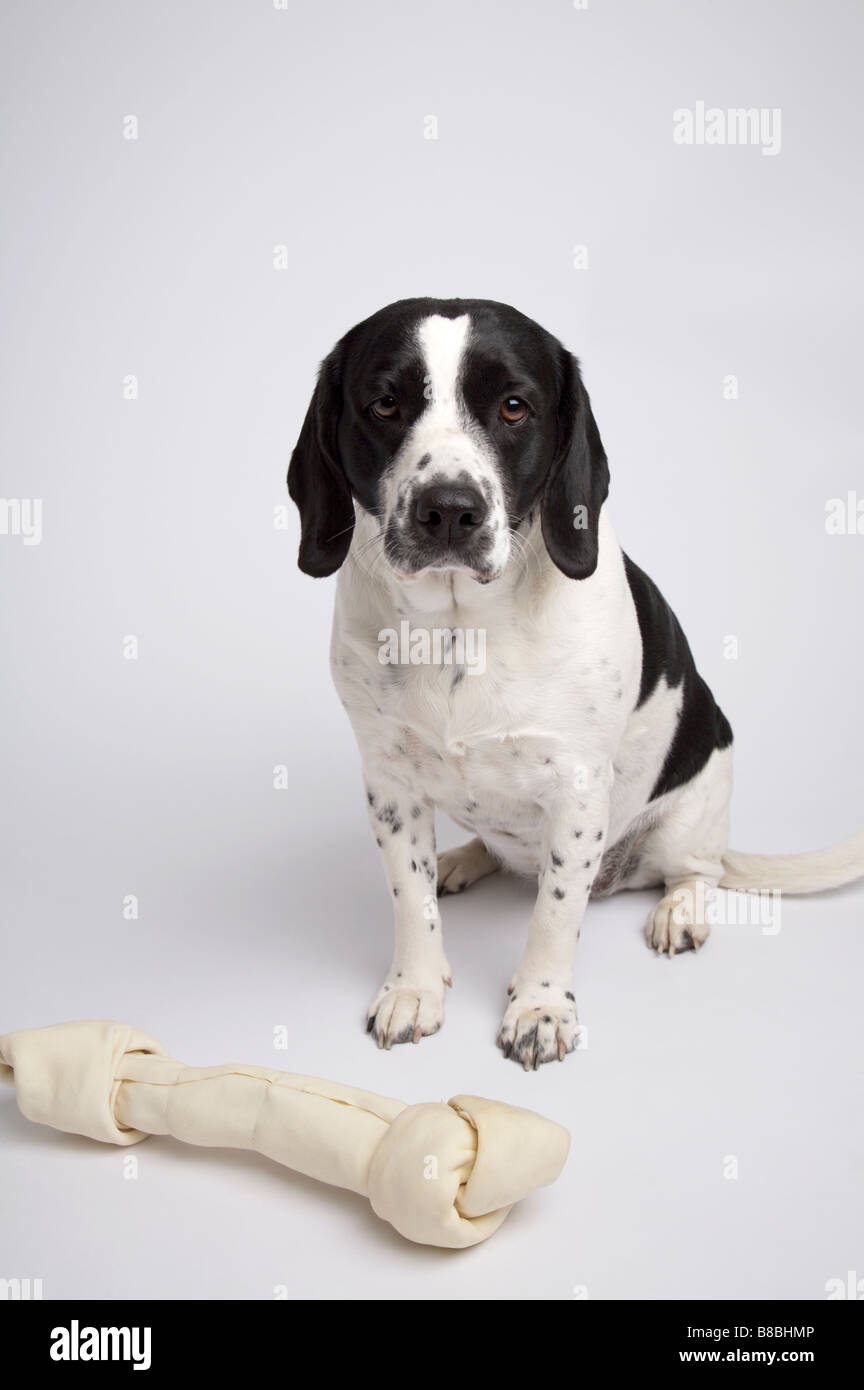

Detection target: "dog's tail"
[719, 827, 864, 894]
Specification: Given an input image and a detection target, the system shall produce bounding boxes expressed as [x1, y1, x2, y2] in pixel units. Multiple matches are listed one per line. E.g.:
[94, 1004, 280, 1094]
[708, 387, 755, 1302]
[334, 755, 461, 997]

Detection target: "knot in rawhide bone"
[0, 1021, 570, 1248]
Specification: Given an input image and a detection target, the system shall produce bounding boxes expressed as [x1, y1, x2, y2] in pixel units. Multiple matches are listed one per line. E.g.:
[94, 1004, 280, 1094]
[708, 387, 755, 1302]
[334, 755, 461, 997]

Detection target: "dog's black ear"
[287, 347, 354, 577]
[540, 352, 610, 580]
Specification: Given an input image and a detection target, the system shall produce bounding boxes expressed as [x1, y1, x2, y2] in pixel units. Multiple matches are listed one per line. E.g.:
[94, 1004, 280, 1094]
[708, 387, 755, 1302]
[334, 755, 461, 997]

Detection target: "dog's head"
[287, 298, 609, 587]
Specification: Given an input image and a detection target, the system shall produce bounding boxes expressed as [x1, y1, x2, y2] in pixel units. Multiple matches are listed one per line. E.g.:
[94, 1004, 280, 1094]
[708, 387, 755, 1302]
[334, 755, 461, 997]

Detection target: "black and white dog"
[288, 298, 863, 1068]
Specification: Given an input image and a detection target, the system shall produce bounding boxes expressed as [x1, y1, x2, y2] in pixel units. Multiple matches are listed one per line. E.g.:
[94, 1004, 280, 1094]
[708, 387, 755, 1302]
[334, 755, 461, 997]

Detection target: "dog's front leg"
[498, 773, 612, 1069]
[364, 779, 450, 1049]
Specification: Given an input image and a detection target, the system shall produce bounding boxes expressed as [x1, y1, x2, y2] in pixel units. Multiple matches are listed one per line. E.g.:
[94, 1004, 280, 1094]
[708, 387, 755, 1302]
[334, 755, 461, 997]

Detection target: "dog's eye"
[500, 396, 528, 424]
[371, 395, 399, 420]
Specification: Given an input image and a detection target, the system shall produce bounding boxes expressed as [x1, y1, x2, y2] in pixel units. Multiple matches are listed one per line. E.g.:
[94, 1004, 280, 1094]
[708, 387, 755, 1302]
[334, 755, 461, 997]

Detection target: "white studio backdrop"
[1, 0, 862, 1299]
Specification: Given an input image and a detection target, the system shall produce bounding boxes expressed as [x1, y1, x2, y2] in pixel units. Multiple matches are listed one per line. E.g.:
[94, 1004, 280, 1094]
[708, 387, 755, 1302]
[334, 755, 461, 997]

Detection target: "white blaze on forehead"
[416, 314, 471, 415]
[381, 309, 512, 583]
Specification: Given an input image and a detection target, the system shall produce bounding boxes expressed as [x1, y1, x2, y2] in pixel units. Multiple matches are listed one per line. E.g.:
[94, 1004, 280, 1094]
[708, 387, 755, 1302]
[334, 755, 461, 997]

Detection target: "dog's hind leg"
[437, 838, 499, 896]
[636, 745, 734, 956]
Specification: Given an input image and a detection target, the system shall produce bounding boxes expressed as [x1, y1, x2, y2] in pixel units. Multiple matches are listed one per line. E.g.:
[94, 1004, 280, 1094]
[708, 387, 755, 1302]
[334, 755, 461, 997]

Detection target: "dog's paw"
[366, 979, 446, 1049]
[496, 981, 581, 1069]
[646, 880, 713, 956]
[437, 838, 499, 896]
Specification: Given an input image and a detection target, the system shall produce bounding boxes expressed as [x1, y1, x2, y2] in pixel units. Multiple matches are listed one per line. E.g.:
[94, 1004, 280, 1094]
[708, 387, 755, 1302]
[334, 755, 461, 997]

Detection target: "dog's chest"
[400, 718, 558, 873]
[335, 620, 617, 872]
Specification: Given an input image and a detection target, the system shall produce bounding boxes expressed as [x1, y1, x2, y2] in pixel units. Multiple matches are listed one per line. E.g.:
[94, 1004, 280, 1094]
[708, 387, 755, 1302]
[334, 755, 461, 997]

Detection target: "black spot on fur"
[376, 802, 403, 835]
[551, 850, 564, 867]
[552, 887, 566, 900]
[565, 991, 575, 1001]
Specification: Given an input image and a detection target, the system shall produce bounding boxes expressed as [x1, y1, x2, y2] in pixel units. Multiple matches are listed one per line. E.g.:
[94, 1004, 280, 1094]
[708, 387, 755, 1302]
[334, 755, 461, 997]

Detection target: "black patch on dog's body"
[623, 554, 733, 800]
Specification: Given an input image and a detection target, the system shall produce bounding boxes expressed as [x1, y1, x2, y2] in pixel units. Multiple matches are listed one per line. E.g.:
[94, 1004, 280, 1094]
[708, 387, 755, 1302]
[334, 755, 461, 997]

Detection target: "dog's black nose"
[414, 484, 488, 547]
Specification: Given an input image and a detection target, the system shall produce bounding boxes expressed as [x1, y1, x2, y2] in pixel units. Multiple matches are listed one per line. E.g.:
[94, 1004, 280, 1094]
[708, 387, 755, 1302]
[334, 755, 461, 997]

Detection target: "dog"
[287, 297, 864, 1068]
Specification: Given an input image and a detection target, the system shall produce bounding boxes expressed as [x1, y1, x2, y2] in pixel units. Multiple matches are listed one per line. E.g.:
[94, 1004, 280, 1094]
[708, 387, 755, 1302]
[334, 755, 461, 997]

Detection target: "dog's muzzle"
[387, 477, 497, 577]
[412, 482, 488, 553]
